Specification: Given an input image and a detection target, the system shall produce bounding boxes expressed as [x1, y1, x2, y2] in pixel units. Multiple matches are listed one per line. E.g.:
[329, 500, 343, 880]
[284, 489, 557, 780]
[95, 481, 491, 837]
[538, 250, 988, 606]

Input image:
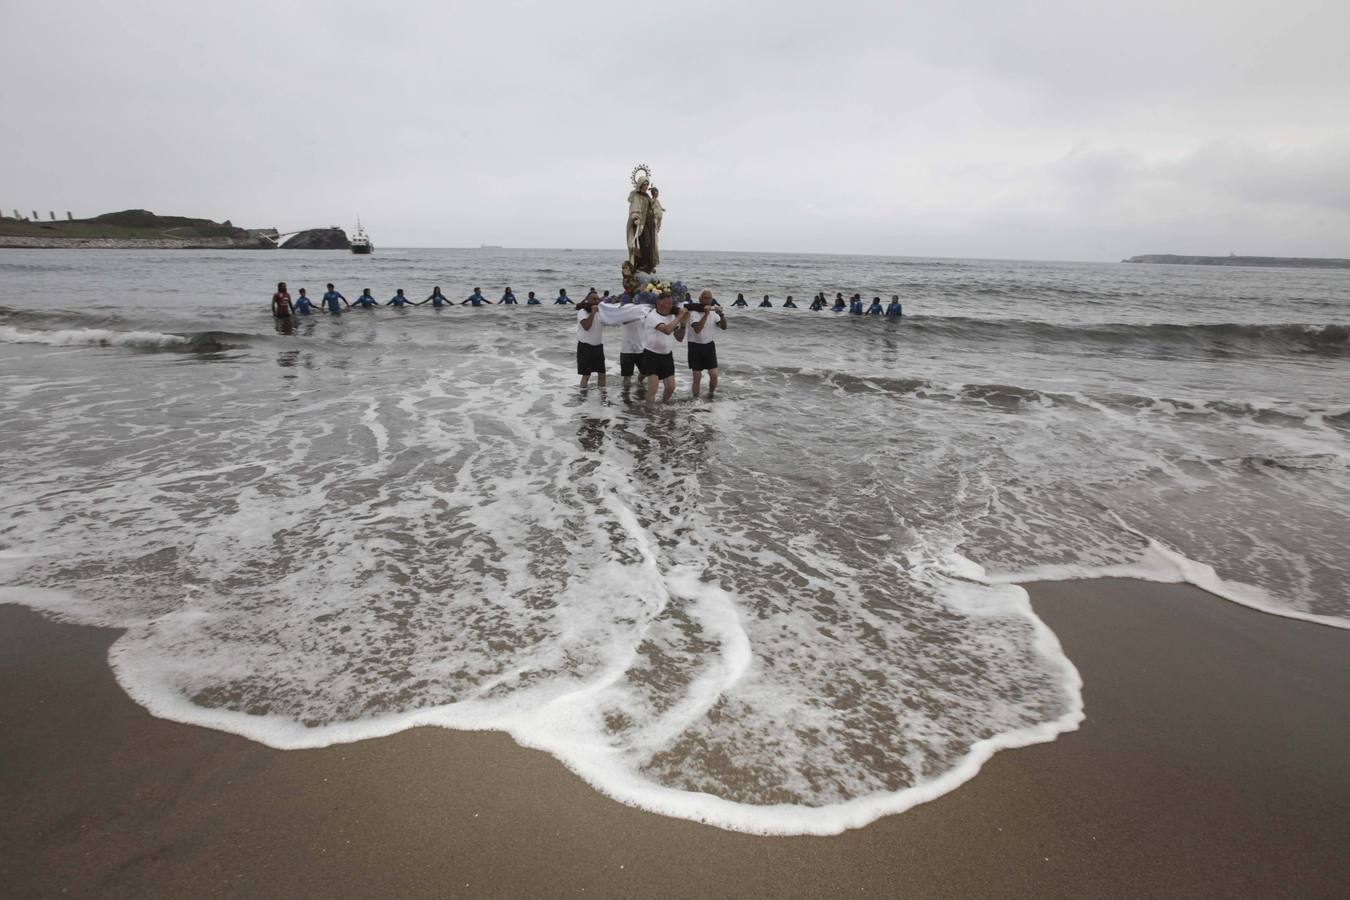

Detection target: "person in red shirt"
[271, 281, 293, 318]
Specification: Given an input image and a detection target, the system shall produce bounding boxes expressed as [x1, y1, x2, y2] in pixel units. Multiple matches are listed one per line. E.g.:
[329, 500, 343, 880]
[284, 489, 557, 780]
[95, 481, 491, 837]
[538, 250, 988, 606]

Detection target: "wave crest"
[0, 325, 240, 353]
[903, 317, 1349, 357]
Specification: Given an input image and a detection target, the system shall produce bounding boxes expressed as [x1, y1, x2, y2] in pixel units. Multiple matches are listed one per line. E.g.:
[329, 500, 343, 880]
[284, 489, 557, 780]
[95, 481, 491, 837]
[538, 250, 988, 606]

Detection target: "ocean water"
[1, 248, 1346, 835]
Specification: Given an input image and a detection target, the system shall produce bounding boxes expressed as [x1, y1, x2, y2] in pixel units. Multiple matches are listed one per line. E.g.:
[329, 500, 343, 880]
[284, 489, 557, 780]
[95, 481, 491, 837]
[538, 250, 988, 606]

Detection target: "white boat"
[351, 218, 373, 254]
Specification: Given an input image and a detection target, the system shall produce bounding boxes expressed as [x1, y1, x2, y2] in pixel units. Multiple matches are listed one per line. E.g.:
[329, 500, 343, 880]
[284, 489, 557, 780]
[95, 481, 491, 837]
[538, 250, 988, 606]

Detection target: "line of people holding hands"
[270, 283, 904, 320]
[266, 280, 905, 401]
[269, 283, 581, 315]
[728, 292, 903, 317]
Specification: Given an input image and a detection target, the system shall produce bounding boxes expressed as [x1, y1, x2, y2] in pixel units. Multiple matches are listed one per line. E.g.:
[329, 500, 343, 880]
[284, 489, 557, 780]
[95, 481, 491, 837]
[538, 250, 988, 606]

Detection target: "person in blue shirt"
[731, 293, 749, 308]
[419, 286, 448, 307]
[758, 294, 773, 308]
[554, 288, 573, 305]
[782, 295, 797, 308]
[867, 297, 883, 315]
[321, 283, 349, 314]
[294, 288, 315, 315]
[526, 291, 541, 305]
[387, 289, 414, 307]
[809, 294, 825, 311]
[462, 287, 488, 306]
[886, 295, 903, 319]
[849, 296, 864, 315]
[499, 287, 517, 304]
[832, 295, 847, 312]
[353, 288, 379, 308]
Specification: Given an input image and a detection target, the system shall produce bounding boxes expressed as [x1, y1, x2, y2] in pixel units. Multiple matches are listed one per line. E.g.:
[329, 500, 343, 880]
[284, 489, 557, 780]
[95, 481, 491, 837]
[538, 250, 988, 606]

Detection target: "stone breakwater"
[0, 236, 275, 250]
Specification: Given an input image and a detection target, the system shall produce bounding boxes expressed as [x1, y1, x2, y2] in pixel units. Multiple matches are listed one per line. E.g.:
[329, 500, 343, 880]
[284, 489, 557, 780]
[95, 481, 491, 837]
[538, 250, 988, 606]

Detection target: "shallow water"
[1, 248, 1346, 834]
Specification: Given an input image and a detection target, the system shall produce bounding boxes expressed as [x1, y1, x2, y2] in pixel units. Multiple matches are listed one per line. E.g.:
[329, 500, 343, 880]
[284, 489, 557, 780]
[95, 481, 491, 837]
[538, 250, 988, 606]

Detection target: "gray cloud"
[3, 0, 1348, 259]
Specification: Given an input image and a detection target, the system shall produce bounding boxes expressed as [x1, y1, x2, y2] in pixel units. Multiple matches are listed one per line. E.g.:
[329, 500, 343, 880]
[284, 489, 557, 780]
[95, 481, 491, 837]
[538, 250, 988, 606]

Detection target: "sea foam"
[0, 347, 1088, 834]
[2, 278, 1347, 835]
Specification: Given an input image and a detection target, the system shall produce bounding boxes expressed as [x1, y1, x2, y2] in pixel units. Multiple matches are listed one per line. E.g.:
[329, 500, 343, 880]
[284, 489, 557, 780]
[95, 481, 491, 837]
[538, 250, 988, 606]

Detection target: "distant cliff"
[1123, 254, 1350, 270]
[281, 228, 350, 250]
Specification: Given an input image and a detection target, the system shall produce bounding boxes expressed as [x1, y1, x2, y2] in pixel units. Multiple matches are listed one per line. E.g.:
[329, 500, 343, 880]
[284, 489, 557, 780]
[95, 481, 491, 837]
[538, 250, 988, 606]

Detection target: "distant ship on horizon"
[351, 218, 373, 254]
[479, 243, 503, 249]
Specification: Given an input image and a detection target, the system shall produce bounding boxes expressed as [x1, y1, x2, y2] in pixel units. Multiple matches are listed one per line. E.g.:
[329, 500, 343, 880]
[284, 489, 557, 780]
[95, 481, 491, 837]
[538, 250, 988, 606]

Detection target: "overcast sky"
[5, 0, 1348, 259]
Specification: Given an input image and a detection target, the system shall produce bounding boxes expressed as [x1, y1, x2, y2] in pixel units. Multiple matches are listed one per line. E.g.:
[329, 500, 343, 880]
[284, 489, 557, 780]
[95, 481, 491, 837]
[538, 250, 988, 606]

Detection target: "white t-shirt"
[576, 307, 603, 345]
[594, 300, 649, 353]
[642, 310, 679, 354]
[686, 307, 722, 345]
[620, 318, 644, 354]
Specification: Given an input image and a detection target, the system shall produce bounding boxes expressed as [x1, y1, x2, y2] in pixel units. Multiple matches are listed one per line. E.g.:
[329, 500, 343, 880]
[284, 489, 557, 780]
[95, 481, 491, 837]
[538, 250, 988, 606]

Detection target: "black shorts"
[688, 342, 718, 371]
[619, 351, 642, 377]
[577, 342, 605, 375]
[640, 349, 675, 379]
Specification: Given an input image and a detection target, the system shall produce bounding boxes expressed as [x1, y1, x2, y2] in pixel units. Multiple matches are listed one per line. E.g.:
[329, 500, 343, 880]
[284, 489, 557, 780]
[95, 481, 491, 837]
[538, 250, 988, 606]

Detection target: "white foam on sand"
[80, 466, 1086, 836]
[0, 351, 1091, 836]
[2, 314, 1346, 835]
[978, 534, 1350, 630]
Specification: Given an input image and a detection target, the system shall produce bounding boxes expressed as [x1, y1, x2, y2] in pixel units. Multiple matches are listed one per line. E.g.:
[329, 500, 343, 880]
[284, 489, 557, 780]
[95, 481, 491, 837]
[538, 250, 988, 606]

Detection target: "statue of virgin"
[626, 165, 660, 273]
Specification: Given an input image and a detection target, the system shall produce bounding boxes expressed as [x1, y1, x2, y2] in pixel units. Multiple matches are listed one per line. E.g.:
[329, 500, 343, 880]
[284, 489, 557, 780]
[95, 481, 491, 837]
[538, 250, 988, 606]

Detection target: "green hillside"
[0, 209, 249, 240]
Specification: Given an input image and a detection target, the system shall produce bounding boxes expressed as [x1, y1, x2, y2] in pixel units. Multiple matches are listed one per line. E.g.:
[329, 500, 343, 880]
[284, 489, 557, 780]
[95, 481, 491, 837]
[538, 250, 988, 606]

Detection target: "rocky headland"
[0, 210, 347, 250]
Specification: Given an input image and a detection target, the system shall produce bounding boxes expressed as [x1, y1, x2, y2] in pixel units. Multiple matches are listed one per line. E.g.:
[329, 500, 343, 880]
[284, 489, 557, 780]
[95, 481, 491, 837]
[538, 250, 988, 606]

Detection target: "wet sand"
[2, 579, 1347, 899]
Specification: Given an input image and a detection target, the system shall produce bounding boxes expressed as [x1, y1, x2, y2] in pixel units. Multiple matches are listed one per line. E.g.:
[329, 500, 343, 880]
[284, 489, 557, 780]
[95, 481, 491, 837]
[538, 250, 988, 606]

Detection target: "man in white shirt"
[686, 289, 727, 397]
[640, 291, 689, 401]
[615, 290, 646, 385]
[587, 290, 653, 387]
[576, 291, 606, 387]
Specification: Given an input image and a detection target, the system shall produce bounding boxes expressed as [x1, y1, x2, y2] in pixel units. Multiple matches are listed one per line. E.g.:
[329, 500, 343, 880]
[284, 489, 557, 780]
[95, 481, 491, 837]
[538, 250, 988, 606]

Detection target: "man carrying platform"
[576, 292, 606, 388]
[687, 290, 727, 398]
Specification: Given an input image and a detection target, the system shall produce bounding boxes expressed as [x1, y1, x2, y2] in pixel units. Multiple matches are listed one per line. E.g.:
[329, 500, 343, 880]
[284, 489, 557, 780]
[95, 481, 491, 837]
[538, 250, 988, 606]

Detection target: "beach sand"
[2, 579, 1347, 899]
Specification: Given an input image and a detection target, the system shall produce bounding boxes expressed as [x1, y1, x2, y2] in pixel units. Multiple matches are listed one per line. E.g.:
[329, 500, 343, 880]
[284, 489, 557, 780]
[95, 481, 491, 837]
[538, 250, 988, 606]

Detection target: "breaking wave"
[769, 368, 1347, 427]
[0, 325, 247, 353]
[898, 317, 1350, 357]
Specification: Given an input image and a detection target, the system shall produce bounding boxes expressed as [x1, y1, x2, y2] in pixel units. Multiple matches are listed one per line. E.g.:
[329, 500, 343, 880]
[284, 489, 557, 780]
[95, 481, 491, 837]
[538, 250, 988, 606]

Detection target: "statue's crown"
[631, 164, 652, 188]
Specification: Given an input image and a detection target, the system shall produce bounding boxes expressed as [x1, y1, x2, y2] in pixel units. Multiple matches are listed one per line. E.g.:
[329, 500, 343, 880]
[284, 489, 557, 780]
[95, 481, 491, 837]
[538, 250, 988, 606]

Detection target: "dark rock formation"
[281, 228, 351, 250]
